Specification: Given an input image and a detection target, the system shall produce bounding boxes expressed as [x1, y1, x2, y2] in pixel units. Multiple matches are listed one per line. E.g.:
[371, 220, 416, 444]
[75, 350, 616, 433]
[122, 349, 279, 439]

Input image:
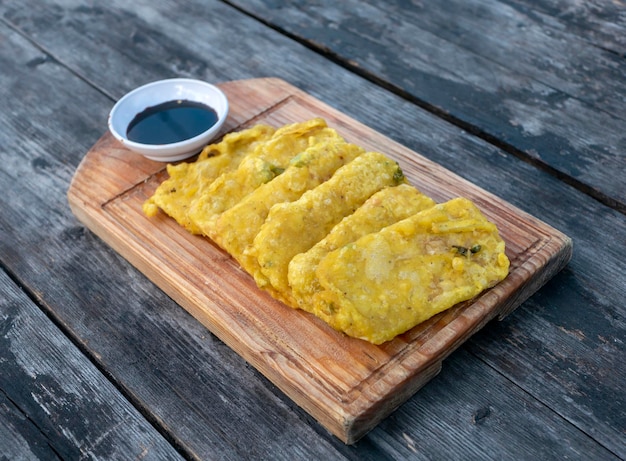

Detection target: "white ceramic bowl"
[108, 78, 229, 162]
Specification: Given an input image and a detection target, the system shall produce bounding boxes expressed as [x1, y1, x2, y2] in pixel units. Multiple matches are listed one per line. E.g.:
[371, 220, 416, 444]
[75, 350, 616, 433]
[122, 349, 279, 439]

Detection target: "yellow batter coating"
[252, 151, 406, 303]
[288, 184, 436, 312]
[187, 118, 336, 239]
[215, 137, 364, 276]
[144, 119, 510, 344]
[314, 197, 510, 344]
[142, 124, 276, 234]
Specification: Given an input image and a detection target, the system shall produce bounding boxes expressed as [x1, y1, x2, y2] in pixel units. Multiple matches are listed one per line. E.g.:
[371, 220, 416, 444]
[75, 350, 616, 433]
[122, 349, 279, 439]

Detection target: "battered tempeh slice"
[188, 118, 337, 239]
[314, 198, 510, 344]
[215, 137, 365, 276]
[288, 184, 436, 312]
[142, 124, 276, 234]
[252, 151, 406, 304]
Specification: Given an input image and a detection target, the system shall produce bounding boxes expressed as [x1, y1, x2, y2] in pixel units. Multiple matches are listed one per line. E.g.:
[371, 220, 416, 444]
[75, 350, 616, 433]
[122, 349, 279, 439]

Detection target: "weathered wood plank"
[227, 0, 626, 212]
[0, 270, 183, 460]
[504, 0, 626, 55]
[0, 0, 624, 458]
[467, 266, 626, 457]
[369, 348, 621, 460]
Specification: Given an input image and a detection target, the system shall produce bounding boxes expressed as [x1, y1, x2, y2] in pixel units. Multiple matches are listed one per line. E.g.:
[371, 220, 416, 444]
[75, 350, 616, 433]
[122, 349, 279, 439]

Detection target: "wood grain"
[230, 0, 626, 212]
[0, 269, 183, 460]
[68, 78, 571, 443]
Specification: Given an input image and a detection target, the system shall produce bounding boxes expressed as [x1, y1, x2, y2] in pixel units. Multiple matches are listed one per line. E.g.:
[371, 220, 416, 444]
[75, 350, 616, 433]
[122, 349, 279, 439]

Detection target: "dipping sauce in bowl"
[108, 78, 229, 162]
[127, 99, 219, 145]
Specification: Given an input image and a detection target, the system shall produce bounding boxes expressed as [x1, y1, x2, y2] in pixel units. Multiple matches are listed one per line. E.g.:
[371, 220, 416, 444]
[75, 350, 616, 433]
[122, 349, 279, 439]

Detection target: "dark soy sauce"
[126, 100, 218, 145]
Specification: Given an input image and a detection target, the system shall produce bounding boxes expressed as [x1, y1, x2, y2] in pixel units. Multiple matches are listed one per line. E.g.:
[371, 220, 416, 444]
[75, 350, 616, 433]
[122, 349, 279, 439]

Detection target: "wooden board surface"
[67, 77, 572, 443]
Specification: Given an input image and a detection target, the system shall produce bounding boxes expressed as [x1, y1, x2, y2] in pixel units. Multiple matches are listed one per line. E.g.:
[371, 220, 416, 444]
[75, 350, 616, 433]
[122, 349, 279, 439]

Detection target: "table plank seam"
[0, 385, 65, 459]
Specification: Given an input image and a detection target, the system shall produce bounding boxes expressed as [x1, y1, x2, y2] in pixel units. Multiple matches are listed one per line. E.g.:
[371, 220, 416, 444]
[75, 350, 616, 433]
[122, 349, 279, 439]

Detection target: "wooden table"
[1, 1, 624, 459]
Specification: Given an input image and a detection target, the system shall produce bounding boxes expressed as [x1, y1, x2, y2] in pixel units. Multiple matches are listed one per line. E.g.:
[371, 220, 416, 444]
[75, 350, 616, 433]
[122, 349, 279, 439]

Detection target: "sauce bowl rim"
[107, 78, 229, 160]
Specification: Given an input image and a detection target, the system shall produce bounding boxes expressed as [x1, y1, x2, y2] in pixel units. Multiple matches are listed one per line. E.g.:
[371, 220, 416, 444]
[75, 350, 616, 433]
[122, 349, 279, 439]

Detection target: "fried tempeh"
[252, 151, 406, 304]
[142, 124, 276, 234]
[288, 184, 436, 312]
[215, 137, 365, 276]
[314, 198, 510, 344]
[144, 118, 510, 345]
[188, 118, 337, 239]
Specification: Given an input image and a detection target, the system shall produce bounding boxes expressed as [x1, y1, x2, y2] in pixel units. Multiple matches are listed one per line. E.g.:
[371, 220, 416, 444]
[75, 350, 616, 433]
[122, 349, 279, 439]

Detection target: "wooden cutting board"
[68, 78, 572, 444]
